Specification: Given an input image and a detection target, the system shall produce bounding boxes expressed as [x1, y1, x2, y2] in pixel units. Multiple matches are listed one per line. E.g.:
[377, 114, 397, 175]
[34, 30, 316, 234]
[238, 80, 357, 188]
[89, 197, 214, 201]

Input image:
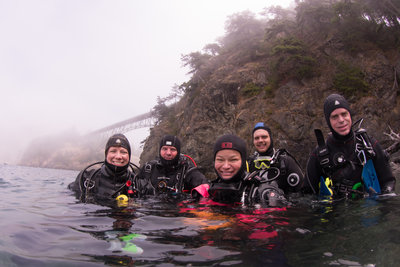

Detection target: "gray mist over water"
[0, 0, 295, 165]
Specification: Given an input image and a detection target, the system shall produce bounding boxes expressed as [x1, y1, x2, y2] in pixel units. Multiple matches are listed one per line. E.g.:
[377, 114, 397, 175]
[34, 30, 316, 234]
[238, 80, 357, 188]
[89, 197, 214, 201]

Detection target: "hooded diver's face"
[160, 145, 178, 161]
[329, 108, 352, 136]
[253, 129, 271, 153]
[214, 149, 242, 180]
[106, 146, 129, 166]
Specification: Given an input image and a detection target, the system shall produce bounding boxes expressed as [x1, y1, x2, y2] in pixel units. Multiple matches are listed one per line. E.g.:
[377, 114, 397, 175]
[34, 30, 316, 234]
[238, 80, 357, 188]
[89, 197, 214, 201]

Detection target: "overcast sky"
[0, 0, 294, 164]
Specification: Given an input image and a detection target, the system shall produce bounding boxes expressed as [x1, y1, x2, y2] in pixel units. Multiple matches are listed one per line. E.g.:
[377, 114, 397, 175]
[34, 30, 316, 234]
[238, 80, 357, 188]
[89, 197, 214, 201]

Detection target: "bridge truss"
[89, 111, 156, 137]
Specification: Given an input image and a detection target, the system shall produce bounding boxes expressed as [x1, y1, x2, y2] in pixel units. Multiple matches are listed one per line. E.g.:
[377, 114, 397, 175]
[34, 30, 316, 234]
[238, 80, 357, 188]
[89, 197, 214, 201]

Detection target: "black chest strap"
[314, 129, 332, 176]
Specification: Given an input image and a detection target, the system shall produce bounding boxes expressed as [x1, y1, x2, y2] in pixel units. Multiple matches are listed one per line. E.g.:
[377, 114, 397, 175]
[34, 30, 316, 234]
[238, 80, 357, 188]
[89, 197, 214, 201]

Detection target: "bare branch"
[385, 126, 400, 154]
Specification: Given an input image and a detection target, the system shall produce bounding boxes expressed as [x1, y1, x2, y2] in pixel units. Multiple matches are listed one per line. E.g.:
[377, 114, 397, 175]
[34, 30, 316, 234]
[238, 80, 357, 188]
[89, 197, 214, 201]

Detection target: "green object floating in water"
[123, 242, 143, 254]
[119, 233, 147, 242]
[119, 233, 147, 254]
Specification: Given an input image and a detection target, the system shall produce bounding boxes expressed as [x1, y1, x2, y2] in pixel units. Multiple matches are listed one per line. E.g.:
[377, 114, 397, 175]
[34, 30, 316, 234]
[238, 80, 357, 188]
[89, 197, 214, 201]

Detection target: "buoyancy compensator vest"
[248, 149, 301, 191]
[77, 161, 139, 203]
[314, 119, 378, 198]
[137, 154, 198, 195]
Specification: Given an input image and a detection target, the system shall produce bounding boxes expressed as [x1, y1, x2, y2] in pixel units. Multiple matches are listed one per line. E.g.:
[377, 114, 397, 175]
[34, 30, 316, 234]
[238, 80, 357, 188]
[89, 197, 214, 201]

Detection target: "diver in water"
[305, 93, 396, 199]
[247, 122, 304, 196]
[208, 134, 248, 204]
[208, 134, 287, 206]
[134, 135, 209, 199]
[68, 133, 138, 205]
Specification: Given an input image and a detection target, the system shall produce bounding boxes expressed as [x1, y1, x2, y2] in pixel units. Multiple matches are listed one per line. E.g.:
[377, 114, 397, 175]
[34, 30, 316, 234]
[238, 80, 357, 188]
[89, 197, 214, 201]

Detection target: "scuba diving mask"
[253, 156, 273, 170]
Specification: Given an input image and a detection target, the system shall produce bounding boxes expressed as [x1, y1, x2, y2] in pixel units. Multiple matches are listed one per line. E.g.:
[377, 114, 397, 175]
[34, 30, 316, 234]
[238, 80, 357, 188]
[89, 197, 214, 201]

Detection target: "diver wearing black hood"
[135, 135, 209, 198]
[68, 133, 138, 205]
[323, 93, 354, 141]
[208, 134, 248, 203]
[305, 93, 396, 197]
[247, 122, 304, 195]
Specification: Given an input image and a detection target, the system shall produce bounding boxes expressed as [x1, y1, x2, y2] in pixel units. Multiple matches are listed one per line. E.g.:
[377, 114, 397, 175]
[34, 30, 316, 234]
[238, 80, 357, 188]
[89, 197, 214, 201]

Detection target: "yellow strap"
[325, 177, 333, 195]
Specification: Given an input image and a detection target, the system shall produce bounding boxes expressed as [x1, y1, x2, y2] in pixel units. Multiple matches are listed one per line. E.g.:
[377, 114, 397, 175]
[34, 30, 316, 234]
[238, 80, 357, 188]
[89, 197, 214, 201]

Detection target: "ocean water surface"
[1, 164, 399, 266]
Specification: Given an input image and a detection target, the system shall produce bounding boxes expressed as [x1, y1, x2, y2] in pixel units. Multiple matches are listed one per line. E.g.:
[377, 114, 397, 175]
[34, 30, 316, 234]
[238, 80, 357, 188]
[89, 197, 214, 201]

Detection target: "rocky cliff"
[139, 0, 400, 179]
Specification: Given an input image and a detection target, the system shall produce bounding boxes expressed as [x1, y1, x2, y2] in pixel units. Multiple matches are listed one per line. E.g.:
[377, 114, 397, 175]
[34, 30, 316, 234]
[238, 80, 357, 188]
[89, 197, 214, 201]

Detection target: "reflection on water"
[0, 164, 400, 266]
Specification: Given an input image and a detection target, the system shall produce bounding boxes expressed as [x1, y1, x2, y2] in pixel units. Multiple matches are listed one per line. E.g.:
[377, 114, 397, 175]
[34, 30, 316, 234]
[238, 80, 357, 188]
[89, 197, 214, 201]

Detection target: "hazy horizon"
[0, 0, 294, 164]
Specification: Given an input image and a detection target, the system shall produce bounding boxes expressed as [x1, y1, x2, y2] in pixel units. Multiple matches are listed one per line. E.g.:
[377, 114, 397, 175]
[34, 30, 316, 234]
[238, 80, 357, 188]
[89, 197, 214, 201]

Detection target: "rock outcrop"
[139, 1, 400, 180]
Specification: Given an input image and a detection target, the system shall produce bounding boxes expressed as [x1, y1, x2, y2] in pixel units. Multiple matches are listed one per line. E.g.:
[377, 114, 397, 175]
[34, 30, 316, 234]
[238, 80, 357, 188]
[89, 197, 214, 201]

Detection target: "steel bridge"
[89, 111, 156, 136]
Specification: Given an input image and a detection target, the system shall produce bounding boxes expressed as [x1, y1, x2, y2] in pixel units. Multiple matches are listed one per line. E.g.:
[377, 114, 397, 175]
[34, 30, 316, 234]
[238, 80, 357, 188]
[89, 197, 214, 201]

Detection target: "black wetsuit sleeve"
[371, 137, 396, 192]
[184, 168, 208, 191]
[134, 165, 154, 195]
[304, 147, 323, 194]
[68, 168, 100, 201]
[68, 170, 84, 195]
[134, 166, 144, 181]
